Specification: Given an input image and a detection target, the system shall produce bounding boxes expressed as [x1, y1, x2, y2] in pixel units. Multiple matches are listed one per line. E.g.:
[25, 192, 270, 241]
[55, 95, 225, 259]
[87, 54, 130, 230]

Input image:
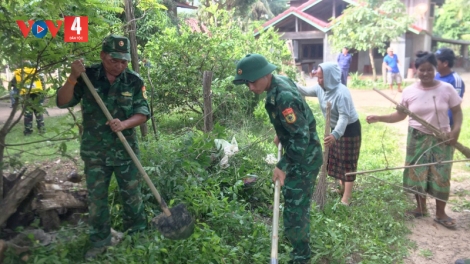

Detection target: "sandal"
[406, 210, 427, 218]
[434, 217, 457, 229]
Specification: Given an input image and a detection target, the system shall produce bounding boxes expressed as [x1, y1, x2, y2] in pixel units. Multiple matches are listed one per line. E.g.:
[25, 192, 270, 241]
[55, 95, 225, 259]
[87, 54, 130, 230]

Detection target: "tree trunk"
[124, 0, 148, 138]
[203, 71, 213, 132]
[369, 48, 377, 81]
[0, 129, 11, 204]
[0, 141, 4, 203]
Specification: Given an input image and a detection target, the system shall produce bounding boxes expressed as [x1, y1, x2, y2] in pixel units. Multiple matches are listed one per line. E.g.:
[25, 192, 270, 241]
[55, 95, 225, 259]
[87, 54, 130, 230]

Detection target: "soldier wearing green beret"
[233, 54, 322, 264]
[57, 34, 150, 259]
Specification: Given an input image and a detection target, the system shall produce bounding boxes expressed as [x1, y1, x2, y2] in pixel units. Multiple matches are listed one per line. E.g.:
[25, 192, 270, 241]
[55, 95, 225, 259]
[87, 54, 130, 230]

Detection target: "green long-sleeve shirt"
[57, 63, 150, 166]
[265, 75, 322, 173]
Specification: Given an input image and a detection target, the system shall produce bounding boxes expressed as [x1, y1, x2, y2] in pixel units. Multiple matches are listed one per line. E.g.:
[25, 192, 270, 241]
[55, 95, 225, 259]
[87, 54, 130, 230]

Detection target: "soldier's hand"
[70, 59, 85, 80]
[272, 167, 286, 186]
[324, 134, 336, 148]
[106, 118, 126, 132]
[273, 135, 280, 146]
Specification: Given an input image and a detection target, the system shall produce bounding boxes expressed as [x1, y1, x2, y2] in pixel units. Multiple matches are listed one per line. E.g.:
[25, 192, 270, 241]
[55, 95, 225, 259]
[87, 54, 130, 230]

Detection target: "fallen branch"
[345, 158, 470, 176]
[373, 88, 470, 158]
[366, 174, 451, 203]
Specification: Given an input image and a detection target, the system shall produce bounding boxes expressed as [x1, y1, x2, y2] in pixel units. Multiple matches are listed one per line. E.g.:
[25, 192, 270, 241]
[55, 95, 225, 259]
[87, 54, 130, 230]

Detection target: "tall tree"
[123, 0, 167, 138]
[250, 0, 274, 21]
[434, 0, 470, 42]
[124, 0, 149, 138]
[200, 0, 257, 18]
[268, 0, 288, 16]
[328, 0, 413, 80]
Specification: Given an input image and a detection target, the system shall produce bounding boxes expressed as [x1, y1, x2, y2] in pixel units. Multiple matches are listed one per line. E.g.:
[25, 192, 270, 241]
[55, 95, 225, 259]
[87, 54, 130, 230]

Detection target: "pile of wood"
[0, 168, 87, 261]
[1, 168, 87, 230]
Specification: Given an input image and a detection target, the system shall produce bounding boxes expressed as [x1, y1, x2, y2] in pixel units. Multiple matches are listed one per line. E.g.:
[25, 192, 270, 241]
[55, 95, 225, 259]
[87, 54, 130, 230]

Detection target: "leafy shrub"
[143, 6, 296, 122]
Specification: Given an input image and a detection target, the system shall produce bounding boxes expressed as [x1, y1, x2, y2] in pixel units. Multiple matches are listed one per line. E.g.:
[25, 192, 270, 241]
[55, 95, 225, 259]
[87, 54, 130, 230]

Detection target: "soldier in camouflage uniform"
[56, 35, 150, 259]
[233, 54, 323, 264]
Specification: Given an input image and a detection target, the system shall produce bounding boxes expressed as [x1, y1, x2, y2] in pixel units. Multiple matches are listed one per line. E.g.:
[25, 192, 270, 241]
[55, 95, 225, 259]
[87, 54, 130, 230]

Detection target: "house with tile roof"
[255, 0, 469, 77]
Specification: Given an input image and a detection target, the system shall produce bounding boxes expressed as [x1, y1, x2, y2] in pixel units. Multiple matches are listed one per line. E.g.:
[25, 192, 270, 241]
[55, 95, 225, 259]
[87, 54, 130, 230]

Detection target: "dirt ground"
[1, 70, 469, 263]
[305, 70, 470, 264]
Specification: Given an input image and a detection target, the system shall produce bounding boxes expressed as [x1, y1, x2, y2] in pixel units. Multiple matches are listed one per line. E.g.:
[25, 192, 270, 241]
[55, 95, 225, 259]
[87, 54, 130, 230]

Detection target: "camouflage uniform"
[266, 75, 322, 263]
[233, 54, 323, 263]
[57, 35, 150, 248]
[10, 67, 45, 135]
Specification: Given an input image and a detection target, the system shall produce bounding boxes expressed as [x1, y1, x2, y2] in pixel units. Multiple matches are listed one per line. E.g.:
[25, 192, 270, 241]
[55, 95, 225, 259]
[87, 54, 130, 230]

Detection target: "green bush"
[143, 6, 296, 123]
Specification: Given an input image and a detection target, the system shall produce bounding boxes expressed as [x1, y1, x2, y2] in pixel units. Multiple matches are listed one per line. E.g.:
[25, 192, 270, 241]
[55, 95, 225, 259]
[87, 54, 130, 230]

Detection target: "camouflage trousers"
[283, 167, 319, 263]
[84, 161, 147, 248]
[23, 93, 45, 135]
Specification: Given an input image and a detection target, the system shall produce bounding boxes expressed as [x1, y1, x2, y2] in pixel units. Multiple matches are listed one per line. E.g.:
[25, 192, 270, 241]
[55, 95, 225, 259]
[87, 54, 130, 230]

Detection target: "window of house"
[302, 44, 323, 59]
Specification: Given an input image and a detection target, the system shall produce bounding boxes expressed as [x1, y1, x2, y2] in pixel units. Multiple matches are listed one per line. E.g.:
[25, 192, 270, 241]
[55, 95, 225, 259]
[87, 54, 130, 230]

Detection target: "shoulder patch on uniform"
[282, 108, 296, 124]
[142, 86, 147, 100]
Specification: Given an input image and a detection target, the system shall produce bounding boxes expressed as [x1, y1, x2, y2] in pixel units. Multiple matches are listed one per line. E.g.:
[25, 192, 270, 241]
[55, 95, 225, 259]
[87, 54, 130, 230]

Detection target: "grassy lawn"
[4, 111, 81, 173]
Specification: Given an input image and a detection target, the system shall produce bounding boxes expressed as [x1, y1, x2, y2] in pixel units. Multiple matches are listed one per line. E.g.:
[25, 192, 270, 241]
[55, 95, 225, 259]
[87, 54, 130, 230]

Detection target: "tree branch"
[3, 136, 77, 147]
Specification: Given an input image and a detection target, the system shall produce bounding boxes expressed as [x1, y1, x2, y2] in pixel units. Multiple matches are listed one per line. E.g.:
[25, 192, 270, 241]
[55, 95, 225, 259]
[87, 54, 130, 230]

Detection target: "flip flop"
[434, 217, 457, 229]
[454, 259, 470, 264]
[405, 210, 427, 218]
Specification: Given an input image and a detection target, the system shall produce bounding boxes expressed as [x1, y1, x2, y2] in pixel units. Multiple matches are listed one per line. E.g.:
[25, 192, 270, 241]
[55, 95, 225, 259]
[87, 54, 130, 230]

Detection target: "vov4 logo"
[16, 16, 88, 42]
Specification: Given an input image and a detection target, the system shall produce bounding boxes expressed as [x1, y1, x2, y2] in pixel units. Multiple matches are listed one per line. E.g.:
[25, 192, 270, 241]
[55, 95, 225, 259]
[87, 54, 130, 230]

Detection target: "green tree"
[143, 5, 295, 122]
[328, 0, 413, 80]
[250, 0, 274, 21]
[122, 0, 167, 138]
[268, 0, 288, 16]
[0, 0, 124, 201]
[434, 0, 470, 42]
[199, 0, 257, 18]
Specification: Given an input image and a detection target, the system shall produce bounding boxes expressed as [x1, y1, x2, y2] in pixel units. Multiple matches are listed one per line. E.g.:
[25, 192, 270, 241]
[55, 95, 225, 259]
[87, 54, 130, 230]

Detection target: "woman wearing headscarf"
[296, 62, 361, 206]
[366, 51, 463, 229]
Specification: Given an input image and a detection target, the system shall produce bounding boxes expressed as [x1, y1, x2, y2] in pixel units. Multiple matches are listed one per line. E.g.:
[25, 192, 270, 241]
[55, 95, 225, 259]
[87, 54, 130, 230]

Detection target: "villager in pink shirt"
[366, 51, 463, 230]
[403, 80, 461, 134]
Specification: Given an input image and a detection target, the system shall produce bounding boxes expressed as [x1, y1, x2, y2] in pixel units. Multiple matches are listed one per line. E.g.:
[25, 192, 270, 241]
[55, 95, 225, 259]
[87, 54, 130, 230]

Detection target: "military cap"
[102, 34, 131, 61]
[233, 54, 277, 85]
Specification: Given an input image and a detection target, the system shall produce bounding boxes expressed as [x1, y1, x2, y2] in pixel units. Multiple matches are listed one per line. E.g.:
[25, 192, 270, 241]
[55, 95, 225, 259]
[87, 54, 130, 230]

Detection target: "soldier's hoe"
[80, 72, 194, 240]
[270, 143, 282, 264]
